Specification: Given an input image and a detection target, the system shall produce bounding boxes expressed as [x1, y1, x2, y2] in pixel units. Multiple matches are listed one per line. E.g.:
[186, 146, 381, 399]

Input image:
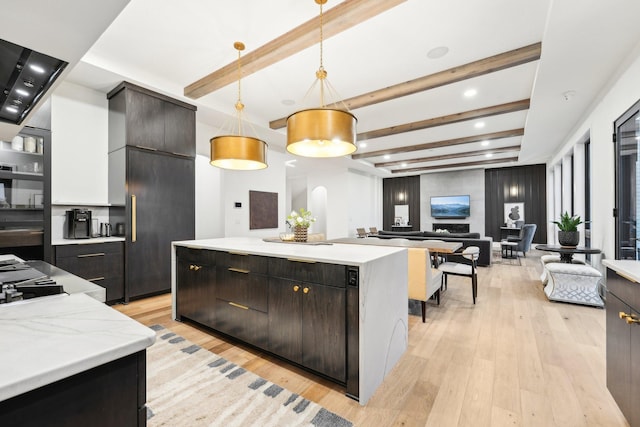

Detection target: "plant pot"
[294, 226, 308, 242]
[558, 230, 579, 247]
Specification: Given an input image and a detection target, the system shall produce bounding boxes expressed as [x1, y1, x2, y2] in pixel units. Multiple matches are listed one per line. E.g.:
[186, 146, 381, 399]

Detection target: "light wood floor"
[115, 250, 628, 427]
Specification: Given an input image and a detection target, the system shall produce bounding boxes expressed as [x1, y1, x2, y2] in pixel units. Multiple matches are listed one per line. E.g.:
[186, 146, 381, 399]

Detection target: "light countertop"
[52, 236, 125, 246]
[0, 292, 155, 401]
[602, 259, 640, 283]
[173, 237, 406, 266]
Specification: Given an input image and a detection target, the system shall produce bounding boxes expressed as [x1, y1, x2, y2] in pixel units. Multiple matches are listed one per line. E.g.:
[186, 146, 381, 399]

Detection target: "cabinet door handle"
[88, 277, 105, 282]
[617, 271, 638, 284]
[229, 301, 249, 310]
[131, 194, 137, 242]
[287, 258, 316, 264]
[293, 285, 300, 292]
[77, 253, 105, 258]
[189, 264, 202, 271]
[303, 287, 310, 294]
[135, 145, 158, 152]
[620, 312, 640, 324]
[228, 267, 249, 274]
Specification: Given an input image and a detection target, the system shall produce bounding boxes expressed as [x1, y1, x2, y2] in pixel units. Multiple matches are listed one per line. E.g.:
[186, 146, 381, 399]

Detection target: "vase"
[558, 230, 579, 247]
[294, 226, 308, 242]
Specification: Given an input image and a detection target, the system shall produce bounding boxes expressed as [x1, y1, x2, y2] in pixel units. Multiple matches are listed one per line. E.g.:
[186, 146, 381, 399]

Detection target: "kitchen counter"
[171, 237, 408, 405]
[51, 236, 125, 246]
[0, 292, 155, 402]
[602, 259, 640, 283]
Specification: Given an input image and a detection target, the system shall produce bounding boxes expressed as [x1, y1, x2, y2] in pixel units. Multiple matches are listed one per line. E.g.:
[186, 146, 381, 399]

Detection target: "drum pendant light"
[286, 0, 357, 158]
[210, 42, 268, 170]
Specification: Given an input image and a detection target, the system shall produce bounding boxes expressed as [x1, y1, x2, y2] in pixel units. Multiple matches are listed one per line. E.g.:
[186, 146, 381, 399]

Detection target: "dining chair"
[356, 227, 368, 238]
[369, 226, 378, 235]
[503, 223, 537, 257]
[407, 248, 443, 323]
[438, 246, 480, 304]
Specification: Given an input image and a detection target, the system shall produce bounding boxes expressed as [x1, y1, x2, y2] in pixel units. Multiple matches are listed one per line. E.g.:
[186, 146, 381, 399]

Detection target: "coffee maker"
[64, 209, 92, 239]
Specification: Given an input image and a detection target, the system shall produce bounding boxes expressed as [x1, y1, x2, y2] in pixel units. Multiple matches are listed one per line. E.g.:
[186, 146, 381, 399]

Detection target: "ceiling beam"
[351, 128, 524, 159]
[270, 42, 541, 129]
[390, 157, 519, 173]
[358, 99, 529, 141]
[375, 145, 521, 167]
[184, 0, 406, 99]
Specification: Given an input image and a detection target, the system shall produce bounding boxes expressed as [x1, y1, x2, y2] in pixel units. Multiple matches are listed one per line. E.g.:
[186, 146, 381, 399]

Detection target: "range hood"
[0, 39, 67, 126]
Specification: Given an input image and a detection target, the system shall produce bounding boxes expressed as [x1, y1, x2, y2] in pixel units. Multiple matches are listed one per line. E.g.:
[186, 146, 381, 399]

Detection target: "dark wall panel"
[382, 176, 420, 231]
[484, 164, 547, 243]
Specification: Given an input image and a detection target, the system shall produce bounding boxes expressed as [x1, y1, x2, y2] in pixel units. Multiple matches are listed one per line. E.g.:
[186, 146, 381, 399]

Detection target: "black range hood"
[0, 38, 68, 125]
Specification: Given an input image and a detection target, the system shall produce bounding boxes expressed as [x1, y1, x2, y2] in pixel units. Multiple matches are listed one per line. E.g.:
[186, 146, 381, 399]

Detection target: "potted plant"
[286, 208, 316, 242]
[552, 211, 583, 247]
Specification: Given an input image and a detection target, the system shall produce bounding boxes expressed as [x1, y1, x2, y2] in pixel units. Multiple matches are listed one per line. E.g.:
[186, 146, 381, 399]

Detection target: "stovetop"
[0, 260, 64, 304]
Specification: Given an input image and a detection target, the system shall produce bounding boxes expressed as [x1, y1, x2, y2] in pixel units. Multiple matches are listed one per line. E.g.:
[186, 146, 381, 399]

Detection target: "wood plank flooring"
[114, 250, 629, 426]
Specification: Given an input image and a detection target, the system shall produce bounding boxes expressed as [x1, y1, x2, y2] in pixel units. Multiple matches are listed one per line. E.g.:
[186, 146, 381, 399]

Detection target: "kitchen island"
[171, 237, 408, 405]
[0, 258, 156, 426]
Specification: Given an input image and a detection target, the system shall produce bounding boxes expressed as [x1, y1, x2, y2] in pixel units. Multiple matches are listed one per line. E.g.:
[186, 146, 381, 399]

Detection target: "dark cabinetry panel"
[382, 176, 420, 232]
[126, 148, 195, 299]
[55, 242, 124, 303]
[108, 81, 196, 302]
[269, 258, 346, 288]
[175, 247, 216, 327]
[606, 269, 640, 427]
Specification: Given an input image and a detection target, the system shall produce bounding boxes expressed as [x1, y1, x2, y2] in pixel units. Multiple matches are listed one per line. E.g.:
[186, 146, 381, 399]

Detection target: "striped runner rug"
[146, 325, 353, 427]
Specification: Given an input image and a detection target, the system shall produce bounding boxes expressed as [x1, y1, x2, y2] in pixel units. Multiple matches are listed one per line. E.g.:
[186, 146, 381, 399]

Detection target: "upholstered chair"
[505, 223, 537, 257]
[438, 246, 480, 304]
[407, 248, 443, 322]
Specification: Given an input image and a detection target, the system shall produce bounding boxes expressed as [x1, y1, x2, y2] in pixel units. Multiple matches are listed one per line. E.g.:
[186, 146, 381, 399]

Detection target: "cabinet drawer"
[56, 242, 123, 258]
[218, 252, 268, 274]
[607, 269, 640, 312]
[214, 298, 268, 348]
[176, 246, 216, 266]
[269, 258, 347, 288]
[217, 269, 268, 312]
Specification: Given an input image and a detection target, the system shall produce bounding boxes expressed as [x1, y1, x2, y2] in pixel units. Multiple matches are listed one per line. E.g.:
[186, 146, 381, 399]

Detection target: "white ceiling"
[4, 0, 640, 179]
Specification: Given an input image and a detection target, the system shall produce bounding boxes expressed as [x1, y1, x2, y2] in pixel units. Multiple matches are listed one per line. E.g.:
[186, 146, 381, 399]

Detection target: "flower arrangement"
[287, 208, 316, 229]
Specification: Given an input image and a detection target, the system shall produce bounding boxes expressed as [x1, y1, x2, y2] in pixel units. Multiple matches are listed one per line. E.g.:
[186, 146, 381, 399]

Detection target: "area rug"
[146, 325, 353, 427]
[491, 248, 521, 266]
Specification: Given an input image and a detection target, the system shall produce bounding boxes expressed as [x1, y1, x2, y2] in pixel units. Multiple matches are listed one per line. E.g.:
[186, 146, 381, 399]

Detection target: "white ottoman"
[539, 254, 584, 283]
[543, 263, 603, 307]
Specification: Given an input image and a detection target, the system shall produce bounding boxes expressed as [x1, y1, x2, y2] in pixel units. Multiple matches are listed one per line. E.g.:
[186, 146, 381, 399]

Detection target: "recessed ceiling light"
[384, 155, 390, 160]
[427, 46, 449, 59]
[359, 142, 367, 148]
[29, 64, 46, 74]
[485, 153, 493, 158]
[401, 162, 407, 167]
[464, 89, 477, 98]
[474, 122, 485, 129]
[481, 140, 490, 146]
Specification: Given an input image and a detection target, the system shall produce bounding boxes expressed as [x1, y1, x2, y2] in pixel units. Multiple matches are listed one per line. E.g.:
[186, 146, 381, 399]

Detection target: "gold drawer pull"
[189, 264, 202, 271]
[620, 312, 640, 324]
[617, 271, 639, 284]
[293, 285, 300, 292]
[77, 253, 105, 258]
[229, 302, 249, 310]
[88, 277, 105, 282]
[287, 258, 316, 264]
[303, 287, 310, 294]
[228, 251, 249, 256]
[228, 267, 250, 274]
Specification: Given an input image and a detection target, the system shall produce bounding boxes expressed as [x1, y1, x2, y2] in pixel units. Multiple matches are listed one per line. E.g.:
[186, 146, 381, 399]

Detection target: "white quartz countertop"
[173, 237, 406, 265]
[0, 293, 155, 401]
[602, 259, 640, 283]
[52, 236, 125, 245]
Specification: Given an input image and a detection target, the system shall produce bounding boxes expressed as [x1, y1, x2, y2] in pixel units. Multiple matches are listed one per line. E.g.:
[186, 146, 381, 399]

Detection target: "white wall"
[305, 168, 350, 239]
[221, 150, 287, 238]
[50, 82, 109, 204]
[420, 169, 485, 235]
[548, 46, 640, 260]
[347, 170, 382, 237]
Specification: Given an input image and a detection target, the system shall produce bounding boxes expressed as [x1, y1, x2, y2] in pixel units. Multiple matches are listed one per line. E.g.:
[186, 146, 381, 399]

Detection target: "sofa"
[373, 229, 493, 266]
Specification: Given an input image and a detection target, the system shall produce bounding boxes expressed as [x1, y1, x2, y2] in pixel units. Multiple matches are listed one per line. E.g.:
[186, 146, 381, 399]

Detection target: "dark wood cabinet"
[268, 276, 346, 382]
[54, 242, 124, 303]
[108, 82, 196, 301]
[175, 247, 216, 327]
[606, 268, 640, 427]
[108, 82, 196, 157]
[175, 248, 355, 389]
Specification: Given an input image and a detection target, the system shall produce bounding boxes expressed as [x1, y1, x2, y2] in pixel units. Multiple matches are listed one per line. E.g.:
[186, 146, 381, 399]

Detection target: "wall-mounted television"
[430, 195, 470, 218]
